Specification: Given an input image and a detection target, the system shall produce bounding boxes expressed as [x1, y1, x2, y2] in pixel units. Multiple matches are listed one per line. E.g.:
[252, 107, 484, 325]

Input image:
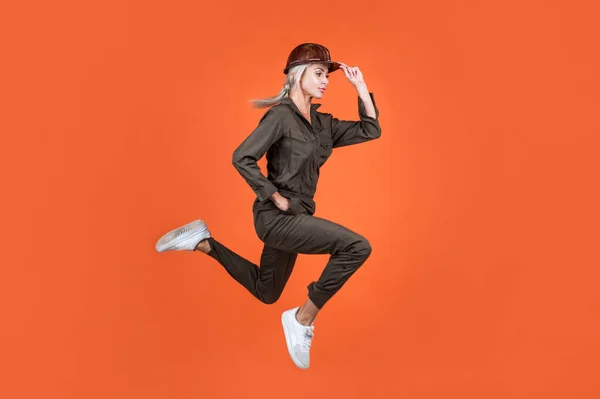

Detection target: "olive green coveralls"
[206, 93, 381, 309]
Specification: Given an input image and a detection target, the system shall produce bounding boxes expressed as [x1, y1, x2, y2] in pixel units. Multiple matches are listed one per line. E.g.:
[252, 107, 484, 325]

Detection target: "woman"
[155, 43, 382, 369]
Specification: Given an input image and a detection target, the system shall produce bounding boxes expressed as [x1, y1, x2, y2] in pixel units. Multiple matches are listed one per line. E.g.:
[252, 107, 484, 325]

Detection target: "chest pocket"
[285, 128, 314, 163]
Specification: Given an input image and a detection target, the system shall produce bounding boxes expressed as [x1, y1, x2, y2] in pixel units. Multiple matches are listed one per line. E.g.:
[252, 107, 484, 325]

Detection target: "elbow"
[373, 116, 382, 138]
[362, 118, 381, 140]
[369, 123, 382, 140]
[232, 150, 254, 175]
[232, 148, 243, 167]
[374, 125, 382, 139]
[232, 151, 244, 173]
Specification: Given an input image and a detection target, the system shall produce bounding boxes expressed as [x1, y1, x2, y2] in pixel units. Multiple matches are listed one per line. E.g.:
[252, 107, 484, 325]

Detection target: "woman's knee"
[357, 237, 373, 259]
[345, 236, 372, 260]
[259, 290, 282, 305]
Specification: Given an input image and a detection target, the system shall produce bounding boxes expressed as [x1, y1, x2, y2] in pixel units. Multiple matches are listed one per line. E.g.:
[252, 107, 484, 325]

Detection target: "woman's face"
[299, 63, 329, 99]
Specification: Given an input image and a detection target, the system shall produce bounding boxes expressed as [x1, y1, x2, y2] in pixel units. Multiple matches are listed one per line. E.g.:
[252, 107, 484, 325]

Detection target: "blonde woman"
[156, 43, 382, 369]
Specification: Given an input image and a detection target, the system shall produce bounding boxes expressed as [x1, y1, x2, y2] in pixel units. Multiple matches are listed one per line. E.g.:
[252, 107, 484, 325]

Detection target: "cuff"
[358, 92, 379, 120]
[257, 181, 278, 202]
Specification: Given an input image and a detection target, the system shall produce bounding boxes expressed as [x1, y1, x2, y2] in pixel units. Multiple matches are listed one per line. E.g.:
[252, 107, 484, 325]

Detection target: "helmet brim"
[284, 60, 342, 75]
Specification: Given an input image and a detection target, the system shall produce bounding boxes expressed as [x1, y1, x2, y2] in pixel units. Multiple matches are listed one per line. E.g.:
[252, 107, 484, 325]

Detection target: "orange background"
[1, 1, 599, 398]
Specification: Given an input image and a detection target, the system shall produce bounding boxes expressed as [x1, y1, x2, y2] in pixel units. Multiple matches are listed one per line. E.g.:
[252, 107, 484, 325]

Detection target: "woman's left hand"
[339, 63, 365, 87]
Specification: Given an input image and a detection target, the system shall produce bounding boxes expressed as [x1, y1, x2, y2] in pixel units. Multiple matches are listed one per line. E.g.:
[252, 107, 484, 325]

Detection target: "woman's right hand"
[270, 192, 291, 212]
[277, 198, 291, 212]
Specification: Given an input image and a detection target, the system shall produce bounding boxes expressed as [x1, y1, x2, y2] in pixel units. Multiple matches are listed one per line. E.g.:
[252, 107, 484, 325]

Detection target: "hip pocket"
[282, 197, 307, 216]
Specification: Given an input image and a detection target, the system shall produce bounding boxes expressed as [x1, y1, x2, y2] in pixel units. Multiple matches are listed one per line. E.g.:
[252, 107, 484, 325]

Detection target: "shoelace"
[176, 224, 206, 238]
[301, 327, 314, 351]
[175, 228, 188, 237]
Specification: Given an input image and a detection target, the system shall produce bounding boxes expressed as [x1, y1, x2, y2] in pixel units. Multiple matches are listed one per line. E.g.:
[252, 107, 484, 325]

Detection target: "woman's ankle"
[194, 239, 211, 253]
[296, 299, 319, 326]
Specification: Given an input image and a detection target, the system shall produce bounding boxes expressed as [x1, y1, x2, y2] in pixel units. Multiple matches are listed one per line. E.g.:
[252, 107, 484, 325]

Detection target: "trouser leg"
[206, 237, 298, 304]
[258, 212, 372, 309]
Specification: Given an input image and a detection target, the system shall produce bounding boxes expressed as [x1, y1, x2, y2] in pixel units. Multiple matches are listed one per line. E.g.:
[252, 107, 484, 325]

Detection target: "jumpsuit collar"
[279, 97, 322, 130]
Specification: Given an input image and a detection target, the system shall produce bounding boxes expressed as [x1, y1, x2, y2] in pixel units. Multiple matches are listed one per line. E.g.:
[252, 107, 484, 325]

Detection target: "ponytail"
[250, 64, 308, 108]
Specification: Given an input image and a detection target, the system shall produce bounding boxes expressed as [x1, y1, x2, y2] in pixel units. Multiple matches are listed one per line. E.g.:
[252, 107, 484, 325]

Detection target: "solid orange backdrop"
[1, 1, 599, 398]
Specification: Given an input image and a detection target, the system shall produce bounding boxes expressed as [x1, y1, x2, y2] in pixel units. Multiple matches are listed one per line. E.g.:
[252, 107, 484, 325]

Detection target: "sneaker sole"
[155, 220, 209, 252]
[281, 311, 309, 369]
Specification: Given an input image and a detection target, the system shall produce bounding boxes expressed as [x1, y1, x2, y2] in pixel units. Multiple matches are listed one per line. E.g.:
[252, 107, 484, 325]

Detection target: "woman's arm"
[356, 82, 376, 119]
[232, 108, 283, 202]
[329, 64, 382, 148]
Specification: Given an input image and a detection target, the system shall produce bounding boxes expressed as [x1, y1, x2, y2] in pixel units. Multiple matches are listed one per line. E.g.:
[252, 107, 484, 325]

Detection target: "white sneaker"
[281, 307, 315, 369]
[155, 220, 211, 252]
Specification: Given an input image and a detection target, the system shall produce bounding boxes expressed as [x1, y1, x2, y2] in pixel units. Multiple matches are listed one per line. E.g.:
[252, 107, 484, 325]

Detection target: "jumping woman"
[155, 43, 382, 369]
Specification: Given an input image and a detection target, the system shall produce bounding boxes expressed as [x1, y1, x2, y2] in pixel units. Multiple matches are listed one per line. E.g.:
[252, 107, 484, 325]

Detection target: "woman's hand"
[277, 198, 291, 212]
[270, 192, 291, 212]
[338, 62, 376, 118]
[339, 63, 365, 87]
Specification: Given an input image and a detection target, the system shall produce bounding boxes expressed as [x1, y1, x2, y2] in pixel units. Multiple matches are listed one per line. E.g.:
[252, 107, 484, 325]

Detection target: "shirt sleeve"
[232, 107, 283, 201]
[331, 92, 382, 148]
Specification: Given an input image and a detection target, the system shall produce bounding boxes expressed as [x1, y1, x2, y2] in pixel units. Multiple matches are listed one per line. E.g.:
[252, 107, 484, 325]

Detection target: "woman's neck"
[289, 90, 313, 117]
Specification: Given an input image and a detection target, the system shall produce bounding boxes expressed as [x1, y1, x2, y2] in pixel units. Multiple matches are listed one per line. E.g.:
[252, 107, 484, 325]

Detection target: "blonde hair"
[250, 64, 310, 108]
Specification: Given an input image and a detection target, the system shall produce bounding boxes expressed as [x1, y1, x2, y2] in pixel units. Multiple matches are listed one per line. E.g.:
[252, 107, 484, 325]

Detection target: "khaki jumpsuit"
[206, 93, 382, 309]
